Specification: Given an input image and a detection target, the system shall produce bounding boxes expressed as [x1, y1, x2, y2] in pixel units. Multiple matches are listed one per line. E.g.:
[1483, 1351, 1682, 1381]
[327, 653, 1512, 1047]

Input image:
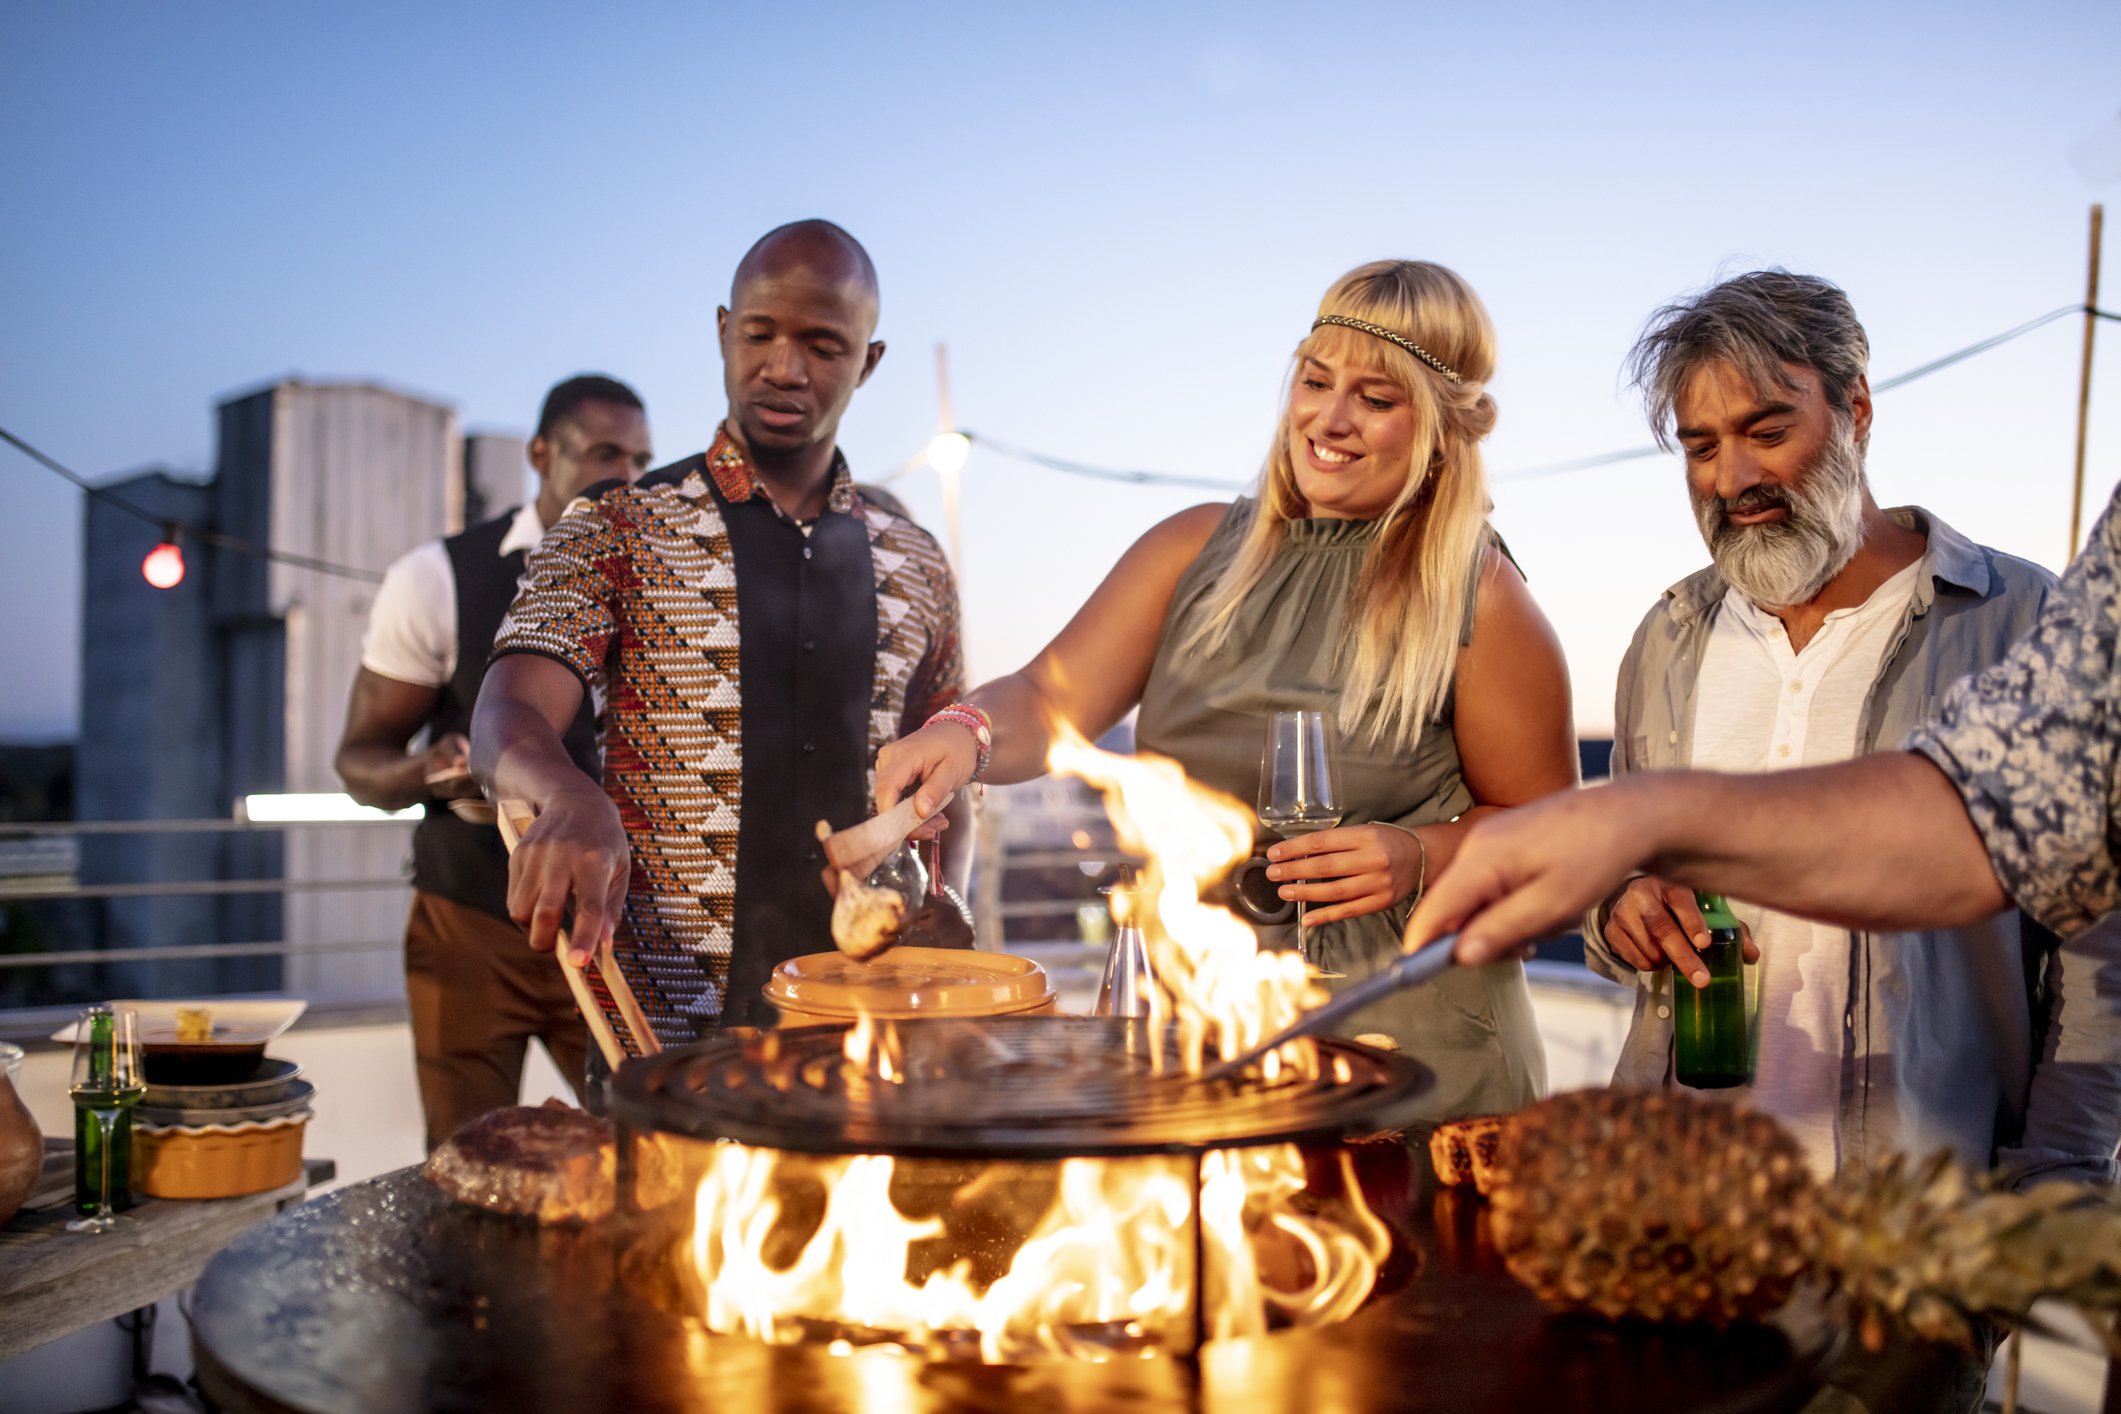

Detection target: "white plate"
[50, 998, 307, 1045]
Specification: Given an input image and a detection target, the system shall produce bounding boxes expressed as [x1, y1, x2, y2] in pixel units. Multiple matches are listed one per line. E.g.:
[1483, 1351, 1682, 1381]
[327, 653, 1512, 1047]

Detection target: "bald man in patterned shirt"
[472, 220, 968, 1043]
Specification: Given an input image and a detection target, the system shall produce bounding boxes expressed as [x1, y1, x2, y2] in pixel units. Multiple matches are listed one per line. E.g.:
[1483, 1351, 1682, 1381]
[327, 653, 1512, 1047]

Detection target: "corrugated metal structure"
[221, 381, 461, 998]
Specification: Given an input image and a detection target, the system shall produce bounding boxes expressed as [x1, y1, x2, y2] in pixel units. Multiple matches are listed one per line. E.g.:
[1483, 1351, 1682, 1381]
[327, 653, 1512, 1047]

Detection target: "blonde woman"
[877, 260, 1575, 1117]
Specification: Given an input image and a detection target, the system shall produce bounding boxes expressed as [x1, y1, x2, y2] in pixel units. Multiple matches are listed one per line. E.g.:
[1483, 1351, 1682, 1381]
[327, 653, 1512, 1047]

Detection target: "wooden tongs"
[495, 798, 662, 1070]
[819, 790, 956, 883]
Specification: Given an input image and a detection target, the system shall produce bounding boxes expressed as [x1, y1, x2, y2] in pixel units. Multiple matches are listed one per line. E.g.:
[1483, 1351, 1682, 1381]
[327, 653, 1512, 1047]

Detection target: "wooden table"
[0, 1139, 333, 1361]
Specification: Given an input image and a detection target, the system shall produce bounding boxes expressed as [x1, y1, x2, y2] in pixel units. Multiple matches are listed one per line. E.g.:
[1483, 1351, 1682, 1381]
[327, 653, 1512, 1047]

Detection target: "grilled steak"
[422, 1100, 616, 1225]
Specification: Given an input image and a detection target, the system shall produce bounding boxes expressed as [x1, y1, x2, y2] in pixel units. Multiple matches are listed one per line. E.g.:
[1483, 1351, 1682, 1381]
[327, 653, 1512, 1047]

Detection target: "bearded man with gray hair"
[1586, 273, 2121, 1409]
[1590, 272, 2121, 1188]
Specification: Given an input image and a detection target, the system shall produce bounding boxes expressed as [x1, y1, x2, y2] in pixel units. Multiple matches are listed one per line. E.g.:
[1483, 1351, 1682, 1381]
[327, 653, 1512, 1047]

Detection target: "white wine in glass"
[68, 1006, 143, 1233]
[1258, 709, 1344, 961]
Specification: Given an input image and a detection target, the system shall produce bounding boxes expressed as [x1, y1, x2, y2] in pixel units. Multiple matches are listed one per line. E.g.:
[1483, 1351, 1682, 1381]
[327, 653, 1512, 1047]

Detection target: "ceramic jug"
[0, 1044, 43, 1225]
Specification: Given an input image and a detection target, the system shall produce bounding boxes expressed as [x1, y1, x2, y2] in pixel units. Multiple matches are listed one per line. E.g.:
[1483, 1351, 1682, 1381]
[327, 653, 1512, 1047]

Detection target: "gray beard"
[1693, 417, 1868, 608]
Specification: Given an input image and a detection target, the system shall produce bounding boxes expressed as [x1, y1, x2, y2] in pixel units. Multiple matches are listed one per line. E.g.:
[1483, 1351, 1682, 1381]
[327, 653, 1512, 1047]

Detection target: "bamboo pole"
[2069, 203, 2104, 559]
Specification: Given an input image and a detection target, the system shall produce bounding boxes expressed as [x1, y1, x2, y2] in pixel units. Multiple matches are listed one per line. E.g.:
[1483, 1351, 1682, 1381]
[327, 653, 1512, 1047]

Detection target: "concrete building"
[76, 380, 532, 1001]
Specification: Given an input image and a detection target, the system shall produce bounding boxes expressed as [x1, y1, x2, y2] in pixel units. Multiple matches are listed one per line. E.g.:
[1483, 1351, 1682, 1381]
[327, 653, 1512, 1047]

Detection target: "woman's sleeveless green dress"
[1134, 500, 1547, 1120]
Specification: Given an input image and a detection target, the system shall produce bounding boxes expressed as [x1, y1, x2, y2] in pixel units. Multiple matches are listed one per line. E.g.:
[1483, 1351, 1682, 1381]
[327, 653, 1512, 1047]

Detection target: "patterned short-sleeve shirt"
[492, 426, 963, 1040]
[1908, 486, 2121, 938]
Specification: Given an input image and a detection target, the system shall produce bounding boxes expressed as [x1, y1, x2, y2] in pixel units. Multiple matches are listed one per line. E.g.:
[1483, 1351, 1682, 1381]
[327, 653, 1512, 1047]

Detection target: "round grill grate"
[609, 1016, 1433, 1158]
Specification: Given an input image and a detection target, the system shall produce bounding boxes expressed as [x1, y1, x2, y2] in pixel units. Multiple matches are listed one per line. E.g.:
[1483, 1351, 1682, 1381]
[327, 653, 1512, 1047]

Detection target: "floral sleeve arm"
[1906, 492, 2121, 938]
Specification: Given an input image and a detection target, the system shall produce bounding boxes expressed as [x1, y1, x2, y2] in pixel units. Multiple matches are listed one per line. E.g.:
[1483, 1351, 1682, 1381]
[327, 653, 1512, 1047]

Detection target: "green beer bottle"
[1673, 892, 1748, 1090]
[73, 1009, 136, 1215]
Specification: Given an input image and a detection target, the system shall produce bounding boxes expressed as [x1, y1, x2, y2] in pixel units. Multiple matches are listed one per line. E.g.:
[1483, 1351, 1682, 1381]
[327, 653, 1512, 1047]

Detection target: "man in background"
[336, 374, 652, 1150]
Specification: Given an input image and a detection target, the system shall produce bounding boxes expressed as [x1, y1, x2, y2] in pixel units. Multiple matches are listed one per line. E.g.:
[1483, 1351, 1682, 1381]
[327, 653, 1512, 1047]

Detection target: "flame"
[686, 1139, 1388, 1358]
[691, 1142, 1197, 1360]
[1046, 722, 1326, 1075]
[841, 1012, 904, 1086]
[1200, 1146, 1391, 1340]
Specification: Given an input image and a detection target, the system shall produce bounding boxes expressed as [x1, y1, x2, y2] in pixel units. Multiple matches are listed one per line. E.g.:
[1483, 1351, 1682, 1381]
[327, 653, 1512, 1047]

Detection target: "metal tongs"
[1199, 938, 1458, 1083]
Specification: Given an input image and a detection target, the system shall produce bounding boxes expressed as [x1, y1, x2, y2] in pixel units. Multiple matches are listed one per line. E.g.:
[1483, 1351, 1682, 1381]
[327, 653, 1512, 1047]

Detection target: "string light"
[927, 431, 971, 476]
[141, 525, 185, 589]
[1, 424, 383, 583]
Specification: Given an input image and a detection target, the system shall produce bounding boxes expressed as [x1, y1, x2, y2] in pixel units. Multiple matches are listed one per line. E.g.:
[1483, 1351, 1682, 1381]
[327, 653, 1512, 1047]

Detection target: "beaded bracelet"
[925, 703, 994, 782]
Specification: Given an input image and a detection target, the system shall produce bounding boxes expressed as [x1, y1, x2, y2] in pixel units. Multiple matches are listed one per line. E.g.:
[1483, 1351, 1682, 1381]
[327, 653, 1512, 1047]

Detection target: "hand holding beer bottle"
[1601, 875, 1759, 985]
[1601, 877, 1756, 1090]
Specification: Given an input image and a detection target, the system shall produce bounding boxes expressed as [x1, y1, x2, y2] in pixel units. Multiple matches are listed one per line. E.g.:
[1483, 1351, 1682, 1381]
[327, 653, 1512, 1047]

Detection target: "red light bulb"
[142, 541, 185, 589]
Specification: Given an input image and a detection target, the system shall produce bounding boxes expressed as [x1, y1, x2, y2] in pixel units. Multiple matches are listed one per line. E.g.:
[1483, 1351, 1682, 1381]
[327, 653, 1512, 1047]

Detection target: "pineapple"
[1487, 1088, 2121, 1353]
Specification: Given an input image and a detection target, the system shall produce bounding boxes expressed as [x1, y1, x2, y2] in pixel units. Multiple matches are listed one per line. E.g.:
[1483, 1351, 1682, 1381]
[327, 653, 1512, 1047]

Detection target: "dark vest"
[410, 509, 602, 921]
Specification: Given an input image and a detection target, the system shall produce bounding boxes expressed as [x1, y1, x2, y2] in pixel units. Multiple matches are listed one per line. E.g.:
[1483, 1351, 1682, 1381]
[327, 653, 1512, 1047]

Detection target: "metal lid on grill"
[763, 947, 1055, 1021]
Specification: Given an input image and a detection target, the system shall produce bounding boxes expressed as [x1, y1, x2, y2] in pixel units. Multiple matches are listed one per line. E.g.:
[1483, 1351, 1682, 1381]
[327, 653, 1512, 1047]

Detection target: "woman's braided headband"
[1311, 314, 1463, 384]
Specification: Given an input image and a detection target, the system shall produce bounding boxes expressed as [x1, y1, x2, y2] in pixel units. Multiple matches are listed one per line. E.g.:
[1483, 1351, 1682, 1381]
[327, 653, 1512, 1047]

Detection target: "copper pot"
[0, 1044, 43, 1225]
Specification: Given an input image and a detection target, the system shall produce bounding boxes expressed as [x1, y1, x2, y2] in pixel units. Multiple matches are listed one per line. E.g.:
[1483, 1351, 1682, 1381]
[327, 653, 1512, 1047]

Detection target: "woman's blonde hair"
[1186, 259, 1499, 754]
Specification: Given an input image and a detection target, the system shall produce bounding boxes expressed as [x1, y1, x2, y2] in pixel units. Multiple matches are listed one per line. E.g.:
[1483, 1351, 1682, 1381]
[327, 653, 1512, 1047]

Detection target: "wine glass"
[1258, 710, 1345, 963]
[68, 1006, 142, 1233]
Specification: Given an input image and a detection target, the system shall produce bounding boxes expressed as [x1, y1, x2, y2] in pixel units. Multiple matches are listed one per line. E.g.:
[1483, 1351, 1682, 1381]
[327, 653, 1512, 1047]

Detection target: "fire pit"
[609, 1015, 1433, 1360]
[188, 1145, 1840, 1414]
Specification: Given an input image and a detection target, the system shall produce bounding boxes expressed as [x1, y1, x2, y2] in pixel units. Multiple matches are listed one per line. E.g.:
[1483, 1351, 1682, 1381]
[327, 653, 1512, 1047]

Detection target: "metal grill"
[609, 1016, 1432, 1158]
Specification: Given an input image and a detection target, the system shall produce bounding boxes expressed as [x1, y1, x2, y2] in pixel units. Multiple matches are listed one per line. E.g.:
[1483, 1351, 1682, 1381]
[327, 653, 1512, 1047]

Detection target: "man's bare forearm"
[333, 670, 460, 810]
[468, 659, 625, 958]
[471, 696, 599, 805]
[336, 743, 440, 811]
[1623, 753, 2010, 929]
[469, 656, 598, 808]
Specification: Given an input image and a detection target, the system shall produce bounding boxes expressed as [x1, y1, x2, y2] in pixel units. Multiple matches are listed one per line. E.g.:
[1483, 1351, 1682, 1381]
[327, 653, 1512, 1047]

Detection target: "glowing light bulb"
[926, 431, 971, 476]
[142, 541, 185, 589]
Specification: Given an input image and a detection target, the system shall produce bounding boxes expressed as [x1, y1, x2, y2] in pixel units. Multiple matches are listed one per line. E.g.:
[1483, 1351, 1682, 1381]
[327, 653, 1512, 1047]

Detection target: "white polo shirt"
[360, 503, 545, 688]
[1689, 557, 1922, 1176]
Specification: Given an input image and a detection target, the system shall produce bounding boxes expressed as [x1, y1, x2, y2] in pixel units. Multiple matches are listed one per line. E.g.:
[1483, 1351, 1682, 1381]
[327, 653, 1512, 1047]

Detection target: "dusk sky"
[3, 1, 2117, 742]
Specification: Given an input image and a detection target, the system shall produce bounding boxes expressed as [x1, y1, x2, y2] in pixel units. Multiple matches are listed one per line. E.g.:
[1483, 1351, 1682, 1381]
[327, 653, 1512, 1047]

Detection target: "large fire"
[674, 727, 1384, 1358]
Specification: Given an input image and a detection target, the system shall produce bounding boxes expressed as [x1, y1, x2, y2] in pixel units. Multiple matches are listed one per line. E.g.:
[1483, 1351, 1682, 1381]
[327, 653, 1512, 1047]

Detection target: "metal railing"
[0, 811, 1627, 1001]
[0, 807, 1127, 982]
[0, 816, 415, 983]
